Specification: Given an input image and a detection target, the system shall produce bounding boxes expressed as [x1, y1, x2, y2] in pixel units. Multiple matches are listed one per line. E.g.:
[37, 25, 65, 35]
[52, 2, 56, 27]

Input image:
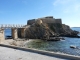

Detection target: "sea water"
[5, 28, 80, 56]
[5, 29, 11, 38]
[26, 27, 80, 56]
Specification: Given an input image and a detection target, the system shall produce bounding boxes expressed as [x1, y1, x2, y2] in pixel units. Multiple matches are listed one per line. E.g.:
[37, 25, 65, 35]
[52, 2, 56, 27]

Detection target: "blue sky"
[0, 0, 80, 27]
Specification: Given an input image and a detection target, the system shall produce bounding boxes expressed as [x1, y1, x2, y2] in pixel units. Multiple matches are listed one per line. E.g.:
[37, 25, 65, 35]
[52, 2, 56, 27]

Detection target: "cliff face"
[25, 23, 54, 39]
[24, 16, 79, 39]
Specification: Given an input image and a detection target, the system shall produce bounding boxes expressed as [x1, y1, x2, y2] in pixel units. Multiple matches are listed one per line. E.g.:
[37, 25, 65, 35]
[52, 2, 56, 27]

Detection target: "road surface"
[0, 46, 66, 60]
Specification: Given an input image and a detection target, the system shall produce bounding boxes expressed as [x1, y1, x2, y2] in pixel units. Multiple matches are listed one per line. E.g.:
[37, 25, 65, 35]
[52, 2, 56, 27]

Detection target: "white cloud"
[53, 0, 80, 13]
[53, 0, 75, 6]
[63, 3, 80, 13]
[63, 9, 70, 13]
[74, 4, 80, 12]
[52, 0, 80, 27]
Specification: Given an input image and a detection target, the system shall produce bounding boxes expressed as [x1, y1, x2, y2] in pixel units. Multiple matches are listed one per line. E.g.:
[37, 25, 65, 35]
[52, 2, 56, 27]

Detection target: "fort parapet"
[27, 19, 36, 25]
[27, 16, 62, 25]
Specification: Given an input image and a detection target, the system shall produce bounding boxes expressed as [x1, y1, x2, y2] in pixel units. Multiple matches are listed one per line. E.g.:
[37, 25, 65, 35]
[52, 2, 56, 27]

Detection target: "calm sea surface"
[5, 28, 80, 56]
[5, 29, 11, 38]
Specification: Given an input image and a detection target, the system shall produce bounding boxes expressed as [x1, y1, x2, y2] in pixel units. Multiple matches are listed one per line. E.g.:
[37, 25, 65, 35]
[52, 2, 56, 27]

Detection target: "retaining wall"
[0, 44, 80, 60]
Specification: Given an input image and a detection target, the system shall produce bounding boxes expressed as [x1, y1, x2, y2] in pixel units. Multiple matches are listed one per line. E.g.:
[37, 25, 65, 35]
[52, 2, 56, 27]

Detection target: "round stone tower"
[35, 19, 43, 24]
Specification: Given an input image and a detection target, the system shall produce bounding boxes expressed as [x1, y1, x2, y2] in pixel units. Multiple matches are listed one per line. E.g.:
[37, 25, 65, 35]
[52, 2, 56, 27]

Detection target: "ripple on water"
[25, 38, 80, 56]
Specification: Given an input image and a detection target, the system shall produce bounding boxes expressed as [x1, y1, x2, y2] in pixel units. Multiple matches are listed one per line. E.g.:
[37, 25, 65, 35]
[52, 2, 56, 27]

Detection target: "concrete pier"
[0, 29, 5, 42]
[21, 28, 26, 38]
[0, 28, 26, 40]
[0, 24, 27, 40]
[12, 28, 18, 39]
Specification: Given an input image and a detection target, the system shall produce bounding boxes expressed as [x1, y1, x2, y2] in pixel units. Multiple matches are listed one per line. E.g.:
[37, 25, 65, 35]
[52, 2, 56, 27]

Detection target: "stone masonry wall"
[12, 28, 18, 39]
[27, 16, 62, 25]
[27, 19, 35, 25]
[0, 29, 5, 42]
[55, 19, 62, 24]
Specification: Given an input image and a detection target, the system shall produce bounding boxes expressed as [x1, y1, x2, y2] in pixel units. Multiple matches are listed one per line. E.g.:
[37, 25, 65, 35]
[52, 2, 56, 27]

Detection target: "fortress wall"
[44, 16, 53, 18]
[38, 16, 54, 19]
[18, 28, 26, 38]
[27, 19, 35, 25]
[35, 19, 43, 24]
[18, 28, 21, 38]
[21, 28, 26, 38]
[27, 16, 62, 25]
[55, 19, 62, 24]
[40, 18, 55, 23]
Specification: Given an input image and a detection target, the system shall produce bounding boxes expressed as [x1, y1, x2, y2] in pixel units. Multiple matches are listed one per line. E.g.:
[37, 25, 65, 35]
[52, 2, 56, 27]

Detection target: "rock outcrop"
[24, 16, 79, 39]
[25, 23, 53, 39]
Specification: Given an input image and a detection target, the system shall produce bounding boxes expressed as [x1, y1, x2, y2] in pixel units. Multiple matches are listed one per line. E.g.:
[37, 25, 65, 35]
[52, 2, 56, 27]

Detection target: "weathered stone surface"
[27, 19, 35, 25]
[27, 16, 62, 25]
[60, 24, 79, 37]
[12, 28, 18, 39]
[25, 23, 53, 39]
[25, 16, 79, 39]
[0, 29, 5, 41]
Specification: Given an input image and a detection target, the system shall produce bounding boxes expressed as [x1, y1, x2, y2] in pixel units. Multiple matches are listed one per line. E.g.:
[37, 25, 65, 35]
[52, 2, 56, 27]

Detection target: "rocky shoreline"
[21, 16, 79, 41]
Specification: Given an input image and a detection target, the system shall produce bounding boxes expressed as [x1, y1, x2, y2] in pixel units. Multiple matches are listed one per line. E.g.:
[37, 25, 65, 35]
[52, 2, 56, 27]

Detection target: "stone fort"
[0, 16, 62, 42]
[27, 16, 62, 25]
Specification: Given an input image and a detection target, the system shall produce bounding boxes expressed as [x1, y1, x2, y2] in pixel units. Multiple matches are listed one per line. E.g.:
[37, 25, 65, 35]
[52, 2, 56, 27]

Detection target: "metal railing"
[0, 24, 28, 29]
